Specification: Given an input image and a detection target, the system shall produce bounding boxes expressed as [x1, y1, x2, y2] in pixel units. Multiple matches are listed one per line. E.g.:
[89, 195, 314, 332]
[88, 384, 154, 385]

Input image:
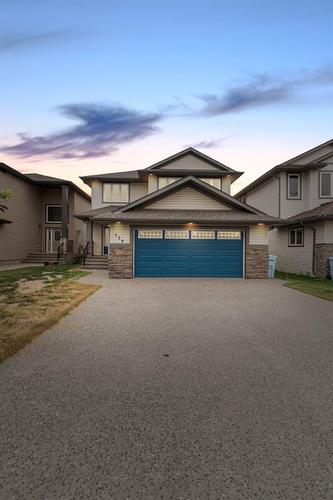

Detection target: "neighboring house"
[77, 148, 280, 278]
[0, 163, 90, 264]
[236, 138, 333, 277]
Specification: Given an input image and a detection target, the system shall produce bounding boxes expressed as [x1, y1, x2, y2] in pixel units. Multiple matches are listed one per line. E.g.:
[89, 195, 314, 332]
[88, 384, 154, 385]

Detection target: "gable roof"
[0, 163, 90, 200]
[236, 138, 333, 199]
[87, 208, 280, 225]
[276, 201, 333, 227]
[144, 147, 236, 172]
[117, 176, 264, 214]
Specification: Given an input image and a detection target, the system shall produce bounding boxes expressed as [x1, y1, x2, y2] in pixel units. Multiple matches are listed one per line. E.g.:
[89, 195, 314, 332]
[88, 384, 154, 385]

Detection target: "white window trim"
[45, 204, 62, 224]
[288, 228, 304, 247]
[287, 173, 301, 199]
[102, 183, 129, 204]
[319, 171, 333, 198]
[191, 230, 215, 239]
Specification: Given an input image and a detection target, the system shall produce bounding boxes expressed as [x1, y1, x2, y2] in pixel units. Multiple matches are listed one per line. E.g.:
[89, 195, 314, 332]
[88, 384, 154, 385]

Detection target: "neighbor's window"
[46, 205, 62, 223]
[158, 177, 180, 189]
[200, 178, 221, 189]
[319, 172, 333, 197]
[287, 174, 301, 199]
[288, 228, 304, 247]
[103, 183, 129, 203]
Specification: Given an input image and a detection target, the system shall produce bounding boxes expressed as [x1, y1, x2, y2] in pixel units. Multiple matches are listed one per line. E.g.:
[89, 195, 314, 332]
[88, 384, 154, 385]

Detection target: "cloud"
[0, 28, 83, 51]
[0, 103, 162, 160]
[184, 138, 225, 149]
[197, 66, 333, 116]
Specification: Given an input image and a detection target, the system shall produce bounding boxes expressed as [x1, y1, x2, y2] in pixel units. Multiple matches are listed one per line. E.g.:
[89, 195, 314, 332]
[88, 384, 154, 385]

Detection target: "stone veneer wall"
[315, 243, 333, 278]
[109, 244, 133, 278]
[246, 245, 268, 279]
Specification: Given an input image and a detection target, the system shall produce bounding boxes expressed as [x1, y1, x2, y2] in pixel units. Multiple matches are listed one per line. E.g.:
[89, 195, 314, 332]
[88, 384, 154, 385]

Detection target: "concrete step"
[83, 265, 109, 270]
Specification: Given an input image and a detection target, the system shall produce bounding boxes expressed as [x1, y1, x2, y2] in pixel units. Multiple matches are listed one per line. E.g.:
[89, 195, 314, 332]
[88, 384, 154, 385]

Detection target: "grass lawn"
[276, 271, 333, 302]
[0, 265, 101, 363]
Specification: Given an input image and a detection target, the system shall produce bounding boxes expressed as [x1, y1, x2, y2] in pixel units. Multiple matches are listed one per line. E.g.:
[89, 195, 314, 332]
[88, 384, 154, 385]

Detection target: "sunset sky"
[1, 0, 333, 193]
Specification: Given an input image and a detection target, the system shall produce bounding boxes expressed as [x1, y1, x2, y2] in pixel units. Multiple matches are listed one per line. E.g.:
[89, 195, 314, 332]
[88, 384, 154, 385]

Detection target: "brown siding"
[0, 171, 42, 262]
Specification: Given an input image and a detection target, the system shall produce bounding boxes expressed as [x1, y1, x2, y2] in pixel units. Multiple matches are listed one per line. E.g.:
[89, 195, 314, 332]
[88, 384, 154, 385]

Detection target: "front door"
[46, 228, 62, 253]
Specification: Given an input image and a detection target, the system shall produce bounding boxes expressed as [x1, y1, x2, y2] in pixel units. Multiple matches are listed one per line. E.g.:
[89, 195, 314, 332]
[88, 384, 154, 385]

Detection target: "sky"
[1, 0, 333, 194]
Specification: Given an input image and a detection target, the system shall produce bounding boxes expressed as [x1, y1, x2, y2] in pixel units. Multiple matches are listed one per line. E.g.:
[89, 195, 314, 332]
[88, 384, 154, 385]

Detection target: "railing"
[81, 241, 90, 266]
[57, 242, 64, 264]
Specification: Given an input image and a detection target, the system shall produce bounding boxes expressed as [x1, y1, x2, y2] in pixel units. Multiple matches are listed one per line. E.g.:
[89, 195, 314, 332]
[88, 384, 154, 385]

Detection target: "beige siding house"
[0, 164, 90, 264]
[236, 138, 333, 277]
[77, 148, 279, 278]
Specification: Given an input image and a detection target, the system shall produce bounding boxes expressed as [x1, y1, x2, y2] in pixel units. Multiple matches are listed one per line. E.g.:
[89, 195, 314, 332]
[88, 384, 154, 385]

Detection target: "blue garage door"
[135, 229, 244, 278]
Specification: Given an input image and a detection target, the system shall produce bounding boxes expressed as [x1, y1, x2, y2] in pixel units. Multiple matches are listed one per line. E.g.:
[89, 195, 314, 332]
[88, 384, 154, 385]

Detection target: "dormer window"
[200, 178, 221, 189]
[158, 177, 180, 189]
[287, 174, 301, 199]
[103, 183, 129, 203]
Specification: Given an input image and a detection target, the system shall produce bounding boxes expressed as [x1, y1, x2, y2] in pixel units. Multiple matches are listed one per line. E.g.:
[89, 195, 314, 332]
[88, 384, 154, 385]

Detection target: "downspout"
[272, 174, 281, 218]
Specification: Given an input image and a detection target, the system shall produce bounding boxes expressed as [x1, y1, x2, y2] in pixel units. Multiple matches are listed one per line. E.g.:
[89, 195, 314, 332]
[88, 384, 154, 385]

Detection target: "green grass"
[276, 271, 333, 302]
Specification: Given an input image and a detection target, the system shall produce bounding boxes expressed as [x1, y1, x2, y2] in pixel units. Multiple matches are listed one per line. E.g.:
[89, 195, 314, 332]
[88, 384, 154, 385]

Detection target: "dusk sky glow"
[1, 0, 333, 193]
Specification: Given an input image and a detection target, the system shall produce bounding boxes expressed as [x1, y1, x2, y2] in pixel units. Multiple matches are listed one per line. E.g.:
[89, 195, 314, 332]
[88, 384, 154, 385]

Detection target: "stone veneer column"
[245, 245, 268, 279]
[315, 243, 333, 278]
[109, 244, 133, 278]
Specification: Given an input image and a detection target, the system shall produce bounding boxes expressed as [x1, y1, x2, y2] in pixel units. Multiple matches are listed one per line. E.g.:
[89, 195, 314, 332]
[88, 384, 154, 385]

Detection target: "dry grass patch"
[0, 266, 101, 362]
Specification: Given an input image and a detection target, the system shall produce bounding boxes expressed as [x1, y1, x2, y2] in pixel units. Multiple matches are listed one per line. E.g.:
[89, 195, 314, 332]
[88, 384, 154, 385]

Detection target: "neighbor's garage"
[134, 229, 244, 277]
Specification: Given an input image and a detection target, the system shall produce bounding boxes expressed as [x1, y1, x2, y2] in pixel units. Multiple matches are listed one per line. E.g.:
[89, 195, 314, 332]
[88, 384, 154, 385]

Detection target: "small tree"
[0, 188, 13, 213]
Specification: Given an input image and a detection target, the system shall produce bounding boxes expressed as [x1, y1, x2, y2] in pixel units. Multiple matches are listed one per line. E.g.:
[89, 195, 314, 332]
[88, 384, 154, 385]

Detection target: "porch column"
[61, 185, 69, 252]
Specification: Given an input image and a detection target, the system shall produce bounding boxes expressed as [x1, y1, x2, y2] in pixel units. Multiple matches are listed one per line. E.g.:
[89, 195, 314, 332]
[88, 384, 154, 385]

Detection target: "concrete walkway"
[1, 273, 332, 499]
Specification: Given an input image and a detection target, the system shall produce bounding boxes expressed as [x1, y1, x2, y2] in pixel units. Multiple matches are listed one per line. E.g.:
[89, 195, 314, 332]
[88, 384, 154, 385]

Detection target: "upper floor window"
[287, 173, 301, 199]
[103, 183, 129, 203]
[158, 177, 180, 189]
[46, 205, 62, 223]
[319, 172, 333, 198]
[200, 178, 221, 189]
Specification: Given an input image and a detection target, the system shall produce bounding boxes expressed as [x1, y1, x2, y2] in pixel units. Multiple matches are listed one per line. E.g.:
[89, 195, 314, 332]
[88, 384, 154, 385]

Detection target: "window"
[191, 230, 215, 239]
[158, 177, 180, 189]
[103, 183, 129, 203]
[46, 205, 62, 223]
[319, 172, 333, 197]
[200, 178, 221, 189]
[288, 228, 304, 247]
[138, 230, 163, 239]
[165, 230, 189, 239]
[217, 231, 241, 240]
[287, 174, 301, 199]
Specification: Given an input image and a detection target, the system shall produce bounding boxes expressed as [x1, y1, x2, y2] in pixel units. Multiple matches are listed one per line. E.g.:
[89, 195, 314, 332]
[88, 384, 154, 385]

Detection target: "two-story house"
[77, 148, 280, 278]
[0, 163, 90, 265]
[236, 138, 333, 277]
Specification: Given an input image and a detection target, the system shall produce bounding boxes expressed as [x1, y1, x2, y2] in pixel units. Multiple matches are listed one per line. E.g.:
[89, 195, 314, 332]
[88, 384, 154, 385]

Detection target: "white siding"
[249, 225, 268, 245]
[148, 174, 158, 193]
[159, 153, 222, 171]
[130, 183, 148, 201]
[145, 187, 232, 210]
[221, 176, 231, 194]
[280, 172, 307, 218]
[245, 177, 280, 217]
[110, 223, 130, 244]
[269, 227, 314, 274]
[316, 220, 333, 244]
[326, 220, 333, 243]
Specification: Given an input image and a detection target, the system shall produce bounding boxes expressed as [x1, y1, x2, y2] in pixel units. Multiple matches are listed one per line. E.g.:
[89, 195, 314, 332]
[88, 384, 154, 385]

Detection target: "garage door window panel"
[217, 231, 241, 239]
[165, 230, 189, 239]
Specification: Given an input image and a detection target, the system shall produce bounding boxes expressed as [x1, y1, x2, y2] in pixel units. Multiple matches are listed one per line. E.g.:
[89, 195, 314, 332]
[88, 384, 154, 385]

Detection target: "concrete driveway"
[1, 274, 333, 499]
